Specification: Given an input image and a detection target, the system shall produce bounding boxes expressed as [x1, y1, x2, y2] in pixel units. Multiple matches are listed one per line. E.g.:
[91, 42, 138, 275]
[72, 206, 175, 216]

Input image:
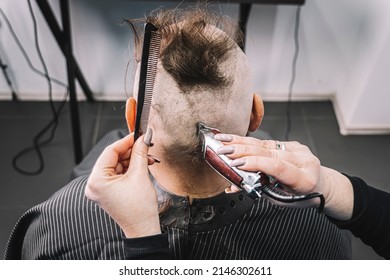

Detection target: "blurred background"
[1, 0, 389, 259]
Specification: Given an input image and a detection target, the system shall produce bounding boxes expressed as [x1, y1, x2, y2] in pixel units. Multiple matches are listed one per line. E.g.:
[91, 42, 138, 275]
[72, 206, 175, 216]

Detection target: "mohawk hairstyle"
[123, 5, 243, 92]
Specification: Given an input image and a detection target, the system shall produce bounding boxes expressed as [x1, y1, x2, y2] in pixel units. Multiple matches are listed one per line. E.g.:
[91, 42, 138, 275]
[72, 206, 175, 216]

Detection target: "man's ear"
[125, 97, 137, 133]
[248, 93, 264, 132]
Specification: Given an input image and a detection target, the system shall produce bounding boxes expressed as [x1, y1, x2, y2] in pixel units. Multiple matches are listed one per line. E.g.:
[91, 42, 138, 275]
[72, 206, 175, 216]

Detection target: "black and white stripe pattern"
[7, 176, 125, 259]
[4, 129, 352, 260]
[165, 198, 350, 259]
[4, 174, 351, 259]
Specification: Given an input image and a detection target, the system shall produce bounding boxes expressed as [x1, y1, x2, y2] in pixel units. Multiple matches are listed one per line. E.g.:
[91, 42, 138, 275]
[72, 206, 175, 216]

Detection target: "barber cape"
[4, 129, 351, 260]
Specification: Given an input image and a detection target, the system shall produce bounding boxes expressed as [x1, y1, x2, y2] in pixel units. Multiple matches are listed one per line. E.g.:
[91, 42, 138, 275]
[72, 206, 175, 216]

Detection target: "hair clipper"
[197, 123, 325, 212]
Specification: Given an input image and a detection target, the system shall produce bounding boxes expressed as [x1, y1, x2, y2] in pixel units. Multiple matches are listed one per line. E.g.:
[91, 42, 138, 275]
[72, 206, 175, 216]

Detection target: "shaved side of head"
[127, 6, 253, 164]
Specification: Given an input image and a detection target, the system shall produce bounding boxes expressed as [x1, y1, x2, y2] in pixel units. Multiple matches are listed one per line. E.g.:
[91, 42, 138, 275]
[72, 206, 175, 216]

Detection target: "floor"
[1, 100, 389, 259]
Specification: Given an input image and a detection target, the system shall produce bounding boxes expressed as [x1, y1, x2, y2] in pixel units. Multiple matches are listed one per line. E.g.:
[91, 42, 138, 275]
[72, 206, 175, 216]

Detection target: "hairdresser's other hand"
[215, 134, 354, 220]
[85, 130, 161, 238]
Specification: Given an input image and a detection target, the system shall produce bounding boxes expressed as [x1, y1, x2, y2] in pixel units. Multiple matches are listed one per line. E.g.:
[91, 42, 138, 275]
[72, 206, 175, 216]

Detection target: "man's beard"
[161, 136, 204, 168]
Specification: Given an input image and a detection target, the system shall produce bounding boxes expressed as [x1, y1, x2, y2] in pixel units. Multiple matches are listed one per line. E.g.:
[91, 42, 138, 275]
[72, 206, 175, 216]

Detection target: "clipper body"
[197, 123, 325, 212]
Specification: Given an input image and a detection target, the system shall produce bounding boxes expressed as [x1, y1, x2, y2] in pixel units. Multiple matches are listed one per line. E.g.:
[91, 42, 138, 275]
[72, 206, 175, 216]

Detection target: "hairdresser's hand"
[215, 134, 354, 220]
[85, 129, 161, 238]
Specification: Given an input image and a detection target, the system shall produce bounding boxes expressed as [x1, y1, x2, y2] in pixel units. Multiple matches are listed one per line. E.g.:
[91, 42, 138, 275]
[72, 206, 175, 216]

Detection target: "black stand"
[35, 0, 95, 163]
[238, 0, 305, 50]
[238, 3, 252, 51]
[33, 0, 304, 163]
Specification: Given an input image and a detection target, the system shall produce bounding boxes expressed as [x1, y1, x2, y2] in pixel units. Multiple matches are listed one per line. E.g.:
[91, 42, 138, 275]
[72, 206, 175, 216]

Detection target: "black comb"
[134, 23, 161, 141]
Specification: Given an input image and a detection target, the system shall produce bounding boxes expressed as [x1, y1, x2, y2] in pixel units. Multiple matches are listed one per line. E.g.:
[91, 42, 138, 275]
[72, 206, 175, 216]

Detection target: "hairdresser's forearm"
[319, 167, 354, 221]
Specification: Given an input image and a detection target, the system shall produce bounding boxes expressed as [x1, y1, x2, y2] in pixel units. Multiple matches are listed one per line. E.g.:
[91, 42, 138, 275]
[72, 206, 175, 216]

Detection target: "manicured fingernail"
[214, 134, 233, 142]
[225, 185, 241, 194]
[230, 158, 246, 167]
[148, 154, 161, 163]
[217, 146, 235, 155]
[143, 128, 153, 146]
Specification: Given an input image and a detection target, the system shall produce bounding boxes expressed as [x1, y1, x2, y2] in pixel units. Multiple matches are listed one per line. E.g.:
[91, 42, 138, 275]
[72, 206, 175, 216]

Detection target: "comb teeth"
[134, 23, 161, 141]
[140, 32, 161, 135]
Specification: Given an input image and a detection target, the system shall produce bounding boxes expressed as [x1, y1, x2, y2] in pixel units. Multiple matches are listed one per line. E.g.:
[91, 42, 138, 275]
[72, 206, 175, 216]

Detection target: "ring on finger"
[275, 141, 286, 151]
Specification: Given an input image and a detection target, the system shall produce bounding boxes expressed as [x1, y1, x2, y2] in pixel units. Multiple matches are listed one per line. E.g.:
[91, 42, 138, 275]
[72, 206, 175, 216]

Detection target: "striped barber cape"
[4, 129, 351, 260]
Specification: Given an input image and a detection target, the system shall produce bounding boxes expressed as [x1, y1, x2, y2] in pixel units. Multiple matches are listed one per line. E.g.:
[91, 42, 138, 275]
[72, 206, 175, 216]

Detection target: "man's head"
[126, 6, 263, 163]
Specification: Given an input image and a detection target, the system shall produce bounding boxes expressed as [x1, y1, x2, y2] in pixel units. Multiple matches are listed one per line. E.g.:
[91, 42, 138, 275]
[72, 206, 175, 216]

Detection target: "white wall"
[0, 0, 238, 100]
[0, 0, 65, 97]
[1, 0, 390, 134]
[246, 0, 390, 134]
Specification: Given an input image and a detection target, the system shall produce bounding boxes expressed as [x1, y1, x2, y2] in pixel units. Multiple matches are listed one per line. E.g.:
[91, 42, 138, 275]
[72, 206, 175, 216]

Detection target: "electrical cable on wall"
[0, 4, 69, 175]
[0, 8, 68, 90]
[284, 6, 301, 141]
[0, 50, 18, 101]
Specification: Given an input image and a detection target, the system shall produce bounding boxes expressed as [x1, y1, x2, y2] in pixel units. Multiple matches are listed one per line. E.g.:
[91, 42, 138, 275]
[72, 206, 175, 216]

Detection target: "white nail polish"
[143, 128, 153, 146]
[214, 134, 233, 142]
[217, 146, 235, 155]
[230, 158, 246, 167]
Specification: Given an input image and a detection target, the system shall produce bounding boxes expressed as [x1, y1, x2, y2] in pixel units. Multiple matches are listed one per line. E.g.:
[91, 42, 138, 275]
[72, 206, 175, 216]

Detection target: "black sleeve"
[329, 175, 390, 259]
[123, 233, 172, 259]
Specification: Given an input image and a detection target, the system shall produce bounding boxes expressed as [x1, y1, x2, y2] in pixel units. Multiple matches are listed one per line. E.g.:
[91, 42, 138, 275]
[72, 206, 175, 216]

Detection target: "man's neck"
[148, 150, 230, 201]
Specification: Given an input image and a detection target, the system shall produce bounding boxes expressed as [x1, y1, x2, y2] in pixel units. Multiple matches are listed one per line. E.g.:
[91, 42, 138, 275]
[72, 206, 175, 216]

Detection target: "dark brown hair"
[123, 5, 243, 92]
